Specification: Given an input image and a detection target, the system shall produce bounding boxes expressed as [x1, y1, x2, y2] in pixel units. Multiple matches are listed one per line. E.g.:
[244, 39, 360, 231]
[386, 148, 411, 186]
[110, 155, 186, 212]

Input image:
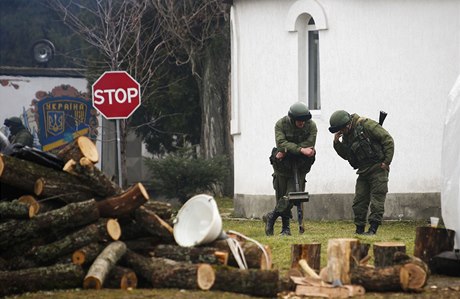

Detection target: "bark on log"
[151, 244, 228, 265]
[414, 226, 456, 265]
[96, 183, 149, 218]
[34, 177, 97, 203]
[0, 154, 71, 194]
[210, 239, 273, 270]
[104, 265, 138, 289]
[56, 136, 99, 164]
[373, 242, 406, 267]
[83, 241, 127, 289]
[72, 242, 104, 266]
[290, 243, 321, 273]
[0, 263, 85, 297]
[64, 158, 122, 198]
[0, 199, 99, 251]
[0, 200, 35, 219]
[122, 249, 215, 290]
[326, 238, 361, 285]
[141, 200, 173, 221]
[134, 205, 173, 240]
[212, 266, 279, 297]
[124, 237, 163, 255]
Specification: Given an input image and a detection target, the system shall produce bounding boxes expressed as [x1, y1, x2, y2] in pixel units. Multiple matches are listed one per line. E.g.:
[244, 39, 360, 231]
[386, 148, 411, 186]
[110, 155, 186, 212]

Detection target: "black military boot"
[263, 212, 278, 236]
[280, 217, 291, 236]
[355, 225, 365, 235]
[363, 222, 379, 235]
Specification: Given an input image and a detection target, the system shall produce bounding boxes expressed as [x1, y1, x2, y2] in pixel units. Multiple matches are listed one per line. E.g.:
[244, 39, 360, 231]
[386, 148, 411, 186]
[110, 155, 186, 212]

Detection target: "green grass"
[215, 197, 426, 274]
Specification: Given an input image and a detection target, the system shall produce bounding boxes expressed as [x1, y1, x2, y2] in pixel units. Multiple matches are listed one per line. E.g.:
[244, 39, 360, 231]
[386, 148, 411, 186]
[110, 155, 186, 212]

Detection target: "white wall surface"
[232, 0, 460, 196]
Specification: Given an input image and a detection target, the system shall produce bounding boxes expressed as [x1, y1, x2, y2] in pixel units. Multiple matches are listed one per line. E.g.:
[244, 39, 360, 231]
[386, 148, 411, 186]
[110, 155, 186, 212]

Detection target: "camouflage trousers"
[352, 165, 389, 226]
[272, 172, 307, 218]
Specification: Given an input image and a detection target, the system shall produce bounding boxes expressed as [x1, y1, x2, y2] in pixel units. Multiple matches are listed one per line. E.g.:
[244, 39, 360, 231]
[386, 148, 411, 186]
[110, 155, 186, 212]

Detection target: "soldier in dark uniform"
[264, 102, 317, 236]
[329, 110, 394, 235]
[3, 116, 33, 147]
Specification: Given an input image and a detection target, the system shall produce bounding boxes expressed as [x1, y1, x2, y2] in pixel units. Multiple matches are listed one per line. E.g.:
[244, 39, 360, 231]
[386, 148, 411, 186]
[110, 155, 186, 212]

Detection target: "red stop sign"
[92, 71, 141, 119]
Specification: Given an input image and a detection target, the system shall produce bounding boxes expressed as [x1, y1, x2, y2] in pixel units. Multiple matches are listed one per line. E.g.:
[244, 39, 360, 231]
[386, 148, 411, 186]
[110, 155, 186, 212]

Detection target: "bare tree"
[151, 0, 232, 194]
[47, 0, 169, 187]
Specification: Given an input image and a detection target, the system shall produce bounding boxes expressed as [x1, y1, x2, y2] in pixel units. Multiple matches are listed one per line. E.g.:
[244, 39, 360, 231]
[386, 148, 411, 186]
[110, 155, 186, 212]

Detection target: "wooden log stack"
[0, 138, 276, 297]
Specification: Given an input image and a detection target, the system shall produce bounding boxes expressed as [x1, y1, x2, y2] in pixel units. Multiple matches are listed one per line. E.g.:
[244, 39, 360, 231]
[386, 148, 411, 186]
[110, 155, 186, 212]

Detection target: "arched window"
[286, 0, 327, 111]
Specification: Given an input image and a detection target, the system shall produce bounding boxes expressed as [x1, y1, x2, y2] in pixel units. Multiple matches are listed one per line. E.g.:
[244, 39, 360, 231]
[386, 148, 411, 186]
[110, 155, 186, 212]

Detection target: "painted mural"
[1, 81, 98, 153]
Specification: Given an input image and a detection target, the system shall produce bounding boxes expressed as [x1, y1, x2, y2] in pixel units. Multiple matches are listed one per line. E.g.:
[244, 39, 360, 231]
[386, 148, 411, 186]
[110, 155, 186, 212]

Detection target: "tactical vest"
[348, 118, 384, 169]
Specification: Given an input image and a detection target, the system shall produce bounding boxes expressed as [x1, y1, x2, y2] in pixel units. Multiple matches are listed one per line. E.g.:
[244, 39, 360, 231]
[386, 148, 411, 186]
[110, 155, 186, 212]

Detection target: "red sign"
[92, 71, 141, 119]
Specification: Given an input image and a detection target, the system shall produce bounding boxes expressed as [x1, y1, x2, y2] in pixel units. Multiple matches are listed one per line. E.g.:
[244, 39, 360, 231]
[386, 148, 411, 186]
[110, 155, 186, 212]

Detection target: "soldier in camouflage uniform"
[264, 102, 317, 236]
[4, 116, 33, 147]
[329, 110, 394, 235]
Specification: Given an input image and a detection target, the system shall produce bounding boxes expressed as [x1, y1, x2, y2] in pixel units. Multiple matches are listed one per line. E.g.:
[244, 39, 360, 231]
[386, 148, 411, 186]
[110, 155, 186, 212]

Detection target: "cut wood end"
[214, 251, 229, 265]
[18, 195, 40, 215]
[72, 250, 85, 265]
[196, 264, 215, 290]
[374, 242, 406, 247]
[137, 182, 150, 200]
[0, 154, 4, 176]
[261, 245, 273, 270]
[403, 263, 427, 290]
[83, 276, 102, 289]
[34, 178, 45, 196]
[63, 159, 77, 173]
[77, 136, 99, 163]
[120, 272, 138, 290]
[107, 218, 122, 240]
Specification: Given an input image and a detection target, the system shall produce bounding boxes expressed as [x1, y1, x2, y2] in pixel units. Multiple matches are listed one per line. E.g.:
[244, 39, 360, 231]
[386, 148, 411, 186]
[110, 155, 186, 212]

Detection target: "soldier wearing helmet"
[3, 116, 33, 147]
[264, 102, 317, 236]
[329, 110, 394, 235]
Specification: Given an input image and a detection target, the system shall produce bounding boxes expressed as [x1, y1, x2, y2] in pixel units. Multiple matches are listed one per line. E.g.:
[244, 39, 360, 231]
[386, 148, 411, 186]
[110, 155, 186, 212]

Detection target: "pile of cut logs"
[0, 137, 278, 297]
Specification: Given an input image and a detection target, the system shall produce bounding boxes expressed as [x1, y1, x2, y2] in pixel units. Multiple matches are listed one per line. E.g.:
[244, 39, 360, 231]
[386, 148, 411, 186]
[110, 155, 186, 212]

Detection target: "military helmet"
[4, 116, 23, 127]
[288, 102, 311, 121]
[329, 110, 351, 133]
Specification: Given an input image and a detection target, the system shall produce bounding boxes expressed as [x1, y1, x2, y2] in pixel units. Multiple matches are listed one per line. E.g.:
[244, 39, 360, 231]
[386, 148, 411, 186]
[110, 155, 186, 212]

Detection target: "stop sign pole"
[92, 71, 141, 187]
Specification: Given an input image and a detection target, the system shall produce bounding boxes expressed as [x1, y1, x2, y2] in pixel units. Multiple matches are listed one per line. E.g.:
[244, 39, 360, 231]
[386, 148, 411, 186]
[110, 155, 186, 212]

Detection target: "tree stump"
[212, 266, 279, 297]
[83, 241, 127, 289]
[373, 242, 406, 267]
[414, 226, 455, 266]
[290, 243, 321, 273]
[326, 238, 360, 285]
[0, 263, 85, 297]
[57, 136, 99, 164]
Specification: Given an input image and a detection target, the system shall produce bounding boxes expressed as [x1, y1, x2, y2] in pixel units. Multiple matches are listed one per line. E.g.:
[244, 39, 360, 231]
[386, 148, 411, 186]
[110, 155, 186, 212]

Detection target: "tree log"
[134, 205, 173, 241]
[96, 183, 149, 218]
[326, 238, 361, 285]
[210, 239, 273, 269]
[0, 154, 72, 194]
[0, 200, 34, 219]
[34, 177, 97, 203]
[63, 158, 122, 198]
[141, 200, 173, 221]
[72, 242, 104, 266]
[0, 263, 85, 297]
[83, 241, 127, 289]
[373, 242, 406, 267]
[414, 226, 456, 266]
[0, 199, 99, 251]
[104, 265, 138, 289]
[122, 249, 215, 290]
[56, 136, 99, 164]
[151, 244, 228, 265]
[124, 237, 163, 255]
[18, 195, 40, 215]
[212, 266, 279, 297]
[290, 243, 321, 273]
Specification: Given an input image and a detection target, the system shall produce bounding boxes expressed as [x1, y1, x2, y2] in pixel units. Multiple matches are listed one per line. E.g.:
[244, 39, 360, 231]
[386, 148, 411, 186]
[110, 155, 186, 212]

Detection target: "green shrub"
[145, 146, 230, 203]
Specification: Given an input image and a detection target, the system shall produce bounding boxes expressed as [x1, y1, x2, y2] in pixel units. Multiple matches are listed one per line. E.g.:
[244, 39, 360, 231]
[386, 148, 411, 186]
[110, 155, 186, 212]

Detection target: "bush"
[144, 146, 230, 203]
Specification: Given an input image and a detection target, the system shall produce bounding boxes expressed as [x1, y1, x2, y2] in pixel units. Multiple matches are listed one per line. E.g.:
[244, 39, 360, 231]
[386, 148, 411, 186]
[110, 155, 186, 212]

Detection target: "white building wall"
[232, 0, 460, 197]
